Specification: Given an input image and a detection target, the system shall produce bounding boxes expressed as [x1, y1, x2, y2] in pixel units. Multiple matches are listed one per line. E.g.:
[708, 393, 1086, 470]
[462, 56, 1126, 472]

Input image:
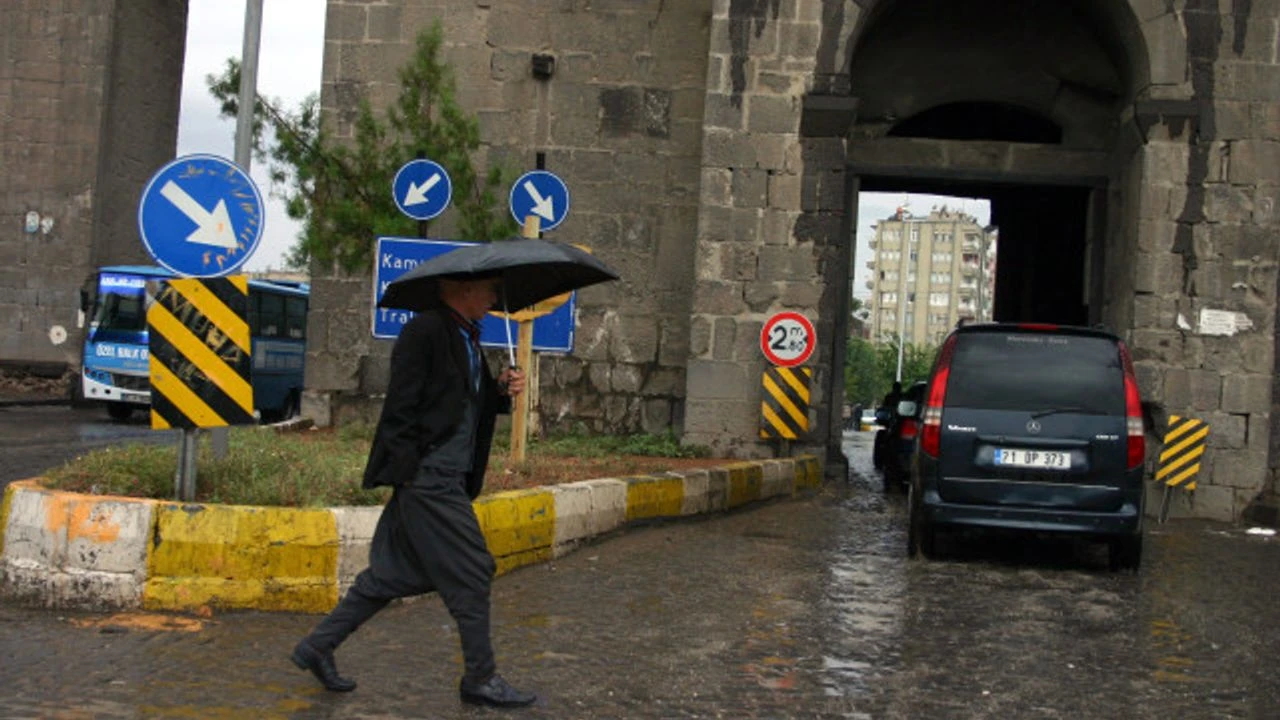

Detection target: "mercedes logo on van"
[1026, 420, 1042, 434]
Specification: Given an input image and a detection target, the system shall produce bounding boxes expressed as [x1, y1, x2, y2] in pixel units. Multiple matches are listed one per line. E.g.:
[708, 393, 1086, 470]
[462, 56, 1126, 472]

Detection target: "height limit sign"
[761, 312, 816, 367]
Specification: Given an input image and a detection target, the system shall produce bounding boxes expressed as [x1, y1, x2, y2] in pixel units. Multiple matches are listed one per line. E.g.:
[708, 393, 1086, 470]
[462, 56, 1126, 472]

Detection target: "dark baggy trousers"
[305, 468, 498, 682]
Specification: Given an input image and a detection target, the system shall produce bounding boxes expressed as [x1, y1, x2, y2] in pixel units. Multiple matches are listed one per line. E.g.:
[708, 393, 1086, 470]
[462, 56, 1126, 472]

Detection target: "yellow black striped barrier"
[1156, 414, 1209, 491]
[147, 276, 254, 429]
[760, 366, 811, 440]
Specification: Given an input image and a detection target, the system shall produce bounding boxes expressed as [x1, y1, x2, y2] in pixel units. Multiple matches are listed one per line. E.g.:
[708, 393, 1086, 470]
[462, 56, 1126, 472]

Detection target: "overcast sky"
[177, 4, 987, 281]
[177, 0, 326, 272]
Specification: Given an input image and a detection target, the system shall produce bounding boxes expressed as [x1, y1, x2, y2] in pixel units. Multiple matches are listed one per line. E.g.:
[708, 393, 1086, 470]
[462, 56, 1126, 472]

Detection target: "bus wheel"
[107, 402, 133, 422]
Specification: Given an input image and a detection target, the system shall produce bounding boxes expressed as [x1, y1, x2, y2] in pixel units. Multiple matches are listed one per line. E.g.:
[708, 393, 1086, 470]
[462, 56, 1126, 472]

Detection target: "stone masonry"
[0, 1, 186, 373]
[306, 0, 1279, 521]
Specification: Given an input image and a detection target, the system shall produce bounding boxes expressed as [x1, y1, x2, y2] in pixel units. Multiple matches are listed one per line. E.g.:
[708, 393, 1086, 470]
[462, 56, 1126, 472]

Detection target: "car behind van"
[908, 323, 1146, 570]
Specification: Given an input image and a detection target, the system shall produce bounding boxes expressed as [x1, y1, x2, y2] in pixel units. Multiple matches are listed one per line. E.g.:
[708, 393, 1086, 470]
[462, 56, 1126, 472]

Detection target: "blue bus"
[78, 265, 309, 423]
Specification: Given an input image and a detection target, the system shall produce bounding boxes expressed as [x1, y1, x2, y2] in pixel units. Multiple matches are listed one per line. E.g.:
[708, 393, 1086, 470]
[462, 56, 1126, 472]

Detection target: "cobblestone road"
[2, 433, 1277, 718]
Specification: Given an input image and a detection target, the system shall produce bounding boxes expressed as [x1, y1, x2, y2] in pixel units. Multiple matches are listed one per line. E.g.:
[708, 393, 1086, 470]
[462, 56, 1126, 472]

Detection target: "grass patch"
[40, 425, 719, 507]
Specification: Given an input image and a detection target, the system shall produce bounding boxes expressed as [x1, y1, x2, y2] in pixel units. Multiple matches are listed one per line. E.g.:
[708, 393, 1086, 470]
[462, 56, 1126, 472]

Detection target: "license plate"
[994, 448, 1071, 469]
[120, 392, 147, 404]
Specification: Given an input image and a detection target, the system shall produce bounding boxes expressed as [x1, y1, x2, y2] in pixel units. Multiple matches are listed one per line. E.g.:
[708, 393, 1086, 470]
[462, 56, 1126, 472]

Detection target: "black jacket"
[361, 308, 511, 499]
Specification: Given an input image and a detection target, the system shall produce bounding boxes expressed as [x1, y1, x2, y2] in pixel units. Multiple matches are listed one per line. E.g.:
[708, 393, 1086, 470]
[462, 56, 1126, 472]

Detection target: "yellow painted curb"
[725, 462, 764, 509]
[0, 483, 13, 560]
[143, 503, 339, 613]
[475, 488, 556, 576]
[625, 474, 685, 521]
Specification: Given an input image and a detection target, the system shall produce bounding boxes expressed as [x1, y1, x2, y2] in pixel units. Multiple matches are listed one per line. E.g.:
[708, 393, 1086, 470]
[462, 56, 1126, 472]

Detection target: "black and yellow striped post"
[148, 276, 254, 500]
[760, 366, 812, 453]
[1156, 414, 1210, 523]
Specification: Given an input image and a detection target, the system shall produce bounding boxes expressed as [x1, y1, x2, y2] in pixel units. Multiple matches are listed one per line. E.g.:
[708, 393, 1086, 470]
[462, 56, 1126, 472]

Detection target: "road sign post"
[759, 312, 817, 456]
[138, 154, 265, 499]
[508, 216, 541, 464]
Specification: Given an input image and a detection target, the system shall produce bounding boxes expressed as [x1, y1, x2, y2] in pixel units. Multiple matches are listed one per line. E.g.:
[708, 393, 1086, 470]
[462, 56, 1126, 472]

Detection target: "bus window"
[286, 297, 307, 340]
[92, 290, 146, 332]
[258, 292, 285, 338]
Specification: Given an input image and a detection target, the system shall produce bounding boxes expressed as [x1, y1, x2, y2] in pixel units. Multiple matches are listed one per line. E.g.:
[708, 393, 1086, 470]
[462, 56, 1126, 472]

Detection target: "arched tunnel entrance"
[823, 0, 1153, 467]
[835, 0, 1150, 336]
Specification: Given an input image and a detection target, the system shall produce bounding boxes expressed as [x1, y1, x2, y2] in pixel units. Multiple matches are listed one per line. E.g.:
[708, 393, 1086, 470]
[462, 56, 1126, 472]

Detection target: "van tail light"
[899, 418, 919, 440]
[1118, 341, 1145, 469]
[920, 334, 959, 458]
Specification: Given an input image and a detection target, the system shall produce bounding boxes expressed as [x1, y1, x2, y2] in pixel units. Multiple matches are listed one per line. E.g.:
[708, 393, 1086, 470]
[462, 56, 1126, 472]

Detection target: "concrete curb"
[0, 455, 823, 613]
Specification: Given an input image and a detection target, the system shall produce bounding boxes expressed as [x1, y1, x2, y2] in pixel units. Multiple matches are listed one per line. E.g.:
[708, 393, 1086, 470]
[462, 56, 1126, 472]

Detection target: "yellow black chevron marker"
[1156, 414, 1210, 491]
[147, 276, 254, 429]
[760, 366, 811, 440]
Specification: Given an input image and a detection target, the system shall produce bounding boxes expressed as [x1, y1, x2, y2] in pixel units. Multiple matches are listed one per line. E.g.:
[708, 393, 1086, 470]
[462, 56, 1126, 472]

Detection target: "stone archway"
[686, 0, 1277, 522]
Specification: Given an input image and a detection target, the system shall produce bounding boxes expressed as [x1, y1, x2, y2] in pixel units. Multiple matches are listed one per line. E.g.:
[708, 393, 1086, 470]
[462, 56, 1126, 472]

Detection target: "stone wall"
[309, 0, 1280, 520]
[0, 1, 185, 372]
[307, 0, 712, 434]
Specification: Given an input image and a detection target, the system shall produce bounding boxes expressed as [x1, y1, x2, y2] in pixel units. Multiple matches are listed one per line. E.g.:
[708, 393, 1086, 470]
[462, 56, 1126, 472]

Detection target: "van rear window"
[945, 333, 1124, 415]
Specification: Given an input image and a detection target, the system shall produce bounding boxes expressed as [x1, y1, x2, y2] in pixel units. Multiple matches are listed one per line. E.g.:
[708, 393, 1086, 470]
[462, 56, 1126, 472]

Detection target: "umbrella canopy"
[378, 238, 620, 313]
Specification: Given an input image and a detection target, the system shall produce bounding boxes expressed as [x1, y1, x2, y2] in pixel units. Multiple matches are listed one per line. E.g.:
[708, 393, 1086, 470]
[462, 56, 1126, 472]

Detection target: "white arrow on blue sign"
[137, 154, 264, 277]
[509, 170, 570, 231]
[372, 237, 575, 352]
[393, 159, 452, 221]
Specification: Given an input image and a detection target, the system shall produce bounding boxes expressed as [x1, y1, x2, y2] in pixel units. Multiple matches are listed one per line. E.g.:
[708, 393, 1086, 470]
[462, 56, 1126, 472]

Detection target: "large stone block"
[693, 279, 746, 315]
[732, 168, 769, 208]
[610, 314, 659, 363]
[1143, 14, 1189, 86]
[685, 359, 749, 400]
[1206, 411, 1247, 449]
[757, 245, 817, 281]
[1222, 374, 1272, 414]
[747, 94, 799, 134]
[1210, 450, 1269, 491]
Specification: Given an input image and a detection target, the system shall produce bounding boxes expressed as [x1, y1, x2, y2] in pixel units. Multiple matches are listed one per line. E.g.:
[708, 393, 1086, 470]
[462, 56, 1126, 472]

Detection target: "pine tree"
[207, 21, 516, 272]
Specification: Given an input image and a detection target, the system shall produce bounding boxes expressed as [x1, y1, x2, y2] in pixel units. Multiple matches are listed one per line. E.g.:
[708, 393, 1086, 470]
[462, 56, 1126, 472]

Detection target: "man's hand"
[498, 368, 526, 396]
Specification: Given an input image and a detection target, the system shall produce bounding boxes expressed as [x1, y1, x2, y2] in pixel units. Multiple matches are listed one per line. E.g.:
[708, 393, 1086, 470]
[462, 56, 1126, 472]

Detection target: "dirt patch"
[0, 368, 71, 397]
[483, 454, 735, 494]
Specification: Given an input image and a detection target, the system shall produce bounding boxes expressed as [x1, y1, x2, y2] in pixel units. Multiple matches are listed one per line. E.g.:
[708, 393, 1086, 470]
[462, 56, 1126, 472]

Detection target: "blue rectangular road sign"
[372, 237, 575, 352]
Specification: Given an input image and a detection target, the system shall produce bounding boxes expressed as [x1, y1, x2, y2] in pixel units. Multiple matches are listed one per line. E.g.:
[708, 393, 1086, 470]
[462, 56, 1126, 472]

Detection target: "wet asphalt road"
[2, 432, 1278, 718]
[0, 404, 175, 490]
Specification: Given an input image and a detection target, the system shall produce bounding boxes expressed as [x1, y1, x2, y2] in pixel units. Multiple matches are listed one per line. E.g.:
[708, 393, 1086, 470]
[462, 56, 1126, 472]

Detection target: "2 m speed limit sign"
[760, 312, 816, 367]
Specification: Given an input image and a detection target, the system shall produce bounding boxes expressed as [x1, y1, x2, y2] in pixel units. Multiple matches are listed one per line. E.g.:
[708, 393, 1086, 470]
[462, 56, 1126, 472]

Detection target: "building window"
[930, 292, 949, 307]
[934, 232, 952, 244]
[910, 227, 920, 242]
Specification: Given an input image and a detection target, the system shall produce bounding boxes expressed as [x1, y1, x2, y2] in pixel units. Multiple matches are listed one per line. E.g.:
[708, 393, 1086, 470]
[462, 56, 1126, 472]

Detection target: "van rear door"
[937, 329, 1129, 511]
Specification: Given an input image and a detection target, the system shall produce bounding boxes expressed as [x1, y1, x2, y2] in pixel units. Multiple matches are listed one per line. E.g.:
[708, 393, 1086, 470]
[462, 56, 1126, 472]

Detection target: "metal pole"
[214, 0, 263, 461]
[234, 0, 264, 171]
[176, 429, 199, 502]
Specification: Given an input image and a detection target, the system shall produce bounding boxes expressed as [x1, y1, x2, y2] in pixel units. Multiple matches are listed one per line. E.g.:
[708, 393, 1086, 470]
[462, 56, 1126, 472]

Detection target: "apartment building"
[865, 207, 997, 347]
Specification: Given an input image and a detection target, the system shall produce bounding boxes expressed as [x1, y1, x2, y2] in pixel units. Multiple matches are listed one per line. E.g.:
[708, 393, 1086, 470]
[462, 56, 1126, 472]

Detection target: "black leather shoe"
[459, 673, 536, 708]
[291, 639, 357, 692]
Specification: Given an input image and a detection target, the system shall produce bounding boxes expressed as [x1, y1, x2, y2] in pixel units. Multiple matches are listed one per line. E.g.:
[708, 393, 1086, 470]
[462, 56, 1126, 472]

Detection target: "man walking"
[291, 273, 536, 708]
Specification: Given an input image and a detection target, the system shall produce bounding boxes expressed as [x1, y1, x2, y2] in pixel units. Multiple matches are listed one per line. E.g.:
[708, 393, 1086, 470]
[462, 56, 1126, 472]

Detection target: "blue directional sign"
[393, 159, 452, 221]
[509, 170, 570, 231]
[373, 237, 574, 352]
[137, 154, 264, 277]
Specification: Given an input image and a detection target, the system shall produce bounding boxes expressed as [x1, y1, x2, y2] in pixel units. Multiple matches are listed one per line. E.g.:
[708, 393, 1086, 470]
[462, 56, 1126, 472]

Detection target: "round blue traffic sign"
[393, 159, 453, 221]
[509, 170, 570, 231]
[137, 154, 264, 277]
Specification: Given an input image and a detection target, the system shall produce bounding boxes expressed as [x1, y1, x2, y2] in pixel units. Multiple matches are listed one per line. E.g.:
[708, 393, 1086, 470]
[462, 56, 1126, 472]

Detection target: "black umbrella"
[378, 238, 620, 363]
[379, 238, 619, 313]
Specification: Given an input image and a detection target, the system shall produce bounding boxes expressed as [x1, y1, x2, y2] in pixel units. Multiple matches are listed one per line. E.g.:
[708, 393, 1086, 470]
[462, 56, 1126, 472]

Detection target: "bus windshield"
[91, 272, 149, 333]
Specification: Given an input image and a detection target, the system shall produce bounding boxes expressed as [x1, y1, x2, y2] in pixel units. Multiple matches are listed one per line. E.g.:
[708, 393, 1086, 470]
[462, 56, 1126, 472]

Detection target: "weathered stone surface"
[1222, 374, 1272, 414]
